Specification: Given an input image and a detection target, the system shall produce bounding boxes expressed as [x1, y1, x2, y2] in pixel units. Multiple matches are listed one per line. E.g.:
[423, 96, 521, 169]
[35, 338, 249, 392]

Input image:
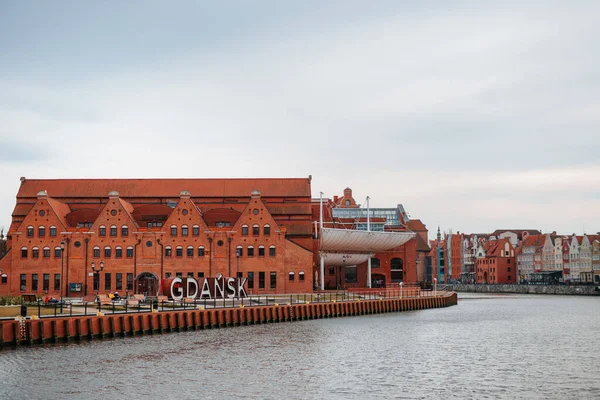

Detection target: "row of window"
[21, 246, 62, 259]
[98, 225, 129, 237]
[93, 272, 134, 291]
[26, 226, 57, 238]
[20, 244, 279, 259]
[19, 273, 61, 291]
[164, 245, 277, 258]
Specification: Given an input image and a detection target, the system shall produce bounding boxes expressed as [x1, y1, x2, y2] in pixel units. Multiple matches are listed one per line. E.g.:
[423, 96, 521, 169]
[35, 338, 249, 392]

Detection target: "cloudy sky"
[1, 1, 599, 237]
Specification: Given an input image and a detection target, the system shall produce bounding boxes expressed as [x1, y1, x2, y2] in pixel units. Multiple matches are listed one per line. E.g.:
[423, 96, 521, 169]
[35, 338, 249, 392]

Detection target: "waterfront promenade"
[446, 283, 600, 296]
[0, 290, 456, 348]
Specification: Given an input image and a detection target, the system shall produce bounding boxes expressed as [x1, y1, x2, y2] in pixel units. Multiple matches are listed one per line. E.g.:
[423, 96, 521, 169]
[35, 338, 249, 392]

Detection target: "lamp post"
[91, 260, 104, 301]
[60, 241, 65, 311]
[400, 281, 403, 299]
[434, 277, 437, 297]
[236, 248, 241, 299]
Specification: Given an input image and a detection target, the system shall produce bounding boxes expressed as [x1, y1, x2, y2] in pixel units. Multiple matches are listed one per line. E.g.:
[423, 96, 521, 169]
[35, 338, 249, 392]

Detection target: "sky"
[1, 0, 599, 237]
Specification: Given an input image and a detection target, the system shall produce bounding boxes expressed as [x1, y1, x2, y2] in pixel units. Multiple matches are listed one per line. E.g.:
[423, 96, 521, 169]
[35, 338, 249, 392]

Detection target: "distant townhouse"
[475, 238, 516, 284]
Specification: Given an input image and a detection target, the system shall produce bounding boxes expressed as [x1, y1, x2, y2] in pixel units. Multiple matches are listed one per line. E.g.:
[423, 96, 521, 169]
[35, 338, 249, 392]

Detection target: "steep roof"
[522, 234, 546, 248]
[16, 178, 312, 199]
[406, 219, 426, 231]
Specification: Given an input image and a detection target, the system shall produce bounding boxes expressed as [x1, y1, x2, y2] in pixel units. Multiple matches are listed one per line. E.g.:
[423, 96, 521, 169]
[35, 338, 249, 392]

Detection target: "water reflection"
[1, 294, 599, 399]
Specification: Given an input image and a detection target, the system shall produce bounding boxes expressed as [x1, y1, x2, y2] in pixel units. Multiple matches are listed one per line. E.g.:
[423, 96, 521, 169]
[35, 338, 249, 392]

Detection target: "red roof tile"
[16, 178, 311, 199]
[407, 219, 427, 231]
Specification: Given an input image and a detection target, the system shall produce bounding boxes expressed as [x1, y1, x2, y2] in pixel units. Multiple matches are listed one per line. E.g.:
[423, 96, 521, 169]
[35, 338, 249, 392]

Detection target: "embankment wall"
[1, 294, 457, 348]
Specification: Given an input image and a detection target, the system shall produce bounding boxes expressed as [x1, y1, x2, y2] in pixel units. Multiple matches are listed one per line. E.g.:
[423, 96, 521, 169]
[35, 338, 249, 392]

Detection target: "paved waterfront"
[1, 293, 599, 399]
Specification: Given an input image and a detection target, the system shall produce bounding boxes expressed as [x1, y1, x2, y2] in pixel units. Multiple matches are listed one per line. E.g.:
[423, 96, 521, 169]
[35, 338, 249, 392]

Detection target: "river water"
[1, 293, 599, 400]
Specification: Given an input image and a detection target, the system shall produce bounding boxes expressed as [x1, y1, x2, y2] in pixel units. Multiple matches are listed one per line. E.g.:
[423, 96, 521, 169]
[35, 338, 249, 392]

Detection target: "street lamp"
[434, 277, 437, 297]
[60, 241, 65, 305]
[236, 248, 241, 298]
[400, 281, 403, 298]
[91, 260, 104, 300]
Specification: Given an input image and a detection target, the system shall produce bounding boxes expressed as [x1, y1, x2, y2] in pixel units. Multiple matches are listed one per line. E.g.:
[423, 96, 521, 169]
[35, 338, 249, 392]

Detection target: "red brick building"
[0, 177, 314, 297]
[313, 188, 425, 290]
[475, 238, 516, 284]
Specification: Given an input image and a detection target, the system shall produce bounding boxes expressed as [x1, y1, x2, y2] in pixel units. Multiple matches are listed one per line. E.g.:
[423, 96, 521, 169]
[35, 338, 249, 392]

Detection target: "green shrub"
[0, 296, 21, 306]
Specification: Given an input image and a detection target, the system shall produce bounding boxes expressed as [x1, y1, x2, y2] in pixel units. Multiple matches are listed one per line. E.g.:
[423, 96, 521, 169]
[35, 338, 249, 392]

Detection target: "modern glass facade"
[332, 207, 401, 226]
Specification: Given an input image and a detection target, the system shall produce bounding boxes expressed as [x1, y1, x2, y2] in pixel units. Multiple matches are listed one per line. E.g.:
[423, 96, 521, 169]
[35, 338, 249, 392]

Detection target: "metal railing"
[6, 289, 452, 320]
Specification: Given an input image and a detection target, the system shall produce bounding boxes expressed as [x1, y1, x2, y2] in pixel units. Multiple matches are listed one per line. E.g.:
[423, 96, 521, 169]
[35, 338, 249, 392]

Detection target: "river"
[1, 293, 599, 399]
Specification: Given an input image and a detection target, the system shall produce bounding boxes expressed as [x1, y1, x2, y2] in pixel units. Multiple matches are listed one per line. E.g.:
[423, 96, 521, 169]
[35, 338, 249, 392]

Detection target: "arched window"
[269, 245, 276, 257]
[99, 225, 106, 236]
[165, 246, 172, 257]
[187, 246, 194, 257]
[54, 247, 61, 258]
[192, 225, 200, 236]
[115, 246, 123, 258]
[21, 247, 28, 258]
[264, 224, 271, 236]
[121, 225, 129, 237]
[242, 225, 249, 236]
[289, 272, 295, 281]
[43, 246, 51, 258]
[371, 258, 380, 268]
[38, 225, 46, 237]
[247, 245, 254, 257]
[236, 245, 243, 257]
[252, 224, 259, 236]
[171, 225, 177, 236]
[27, 226, 34, 237]
[32, 247, 39, 258]
[176, 246, 183, 257]
[391, 258, 403, 282]
[126, 246, 133, 258]
[258, 245, 265, 257]
[49, 225, 57, 237]
[182, 225, 189, 236]
[104, 246, 112, 257]
[93, 246, 100, 258]
[110, 225, 117, 237]
[198, 246, 205, 257]
[299, 271, 305, 281]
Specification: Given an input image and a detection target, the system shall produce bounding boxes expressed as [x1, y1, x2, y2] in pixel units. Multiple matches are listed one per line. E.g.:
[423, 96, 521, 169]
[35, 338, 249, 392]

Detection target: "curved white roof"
[320, 252, 373, 266]
[320, 228, 415, 252]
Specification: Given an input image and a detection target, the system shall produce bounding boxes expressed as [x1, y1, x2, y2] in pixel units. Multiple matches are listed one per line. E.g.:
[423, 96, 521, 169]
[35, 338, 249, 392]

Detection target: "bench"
[22, 294, 38, 304]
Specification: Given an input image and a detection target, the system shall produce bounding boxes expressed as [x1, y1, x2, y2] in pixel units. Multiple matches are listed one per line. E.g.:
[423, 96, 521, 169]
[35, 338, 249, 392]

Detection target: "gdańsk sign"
[162, 274, 248, 300]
